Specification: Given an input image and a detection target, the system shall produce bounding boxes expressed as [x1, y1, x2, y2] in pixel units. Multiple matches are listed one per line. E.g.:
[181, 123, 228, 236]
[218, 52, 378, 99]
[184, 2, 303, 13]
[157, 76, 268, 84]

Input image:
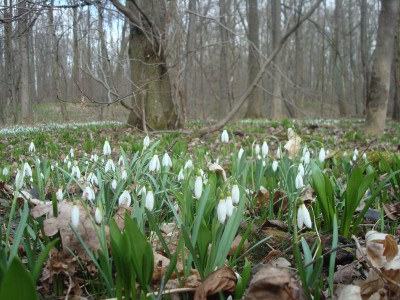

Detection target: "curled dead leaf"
[283, 128, 302, 159]
[207, 163, 227, 182]
[194, 267, 237, 300]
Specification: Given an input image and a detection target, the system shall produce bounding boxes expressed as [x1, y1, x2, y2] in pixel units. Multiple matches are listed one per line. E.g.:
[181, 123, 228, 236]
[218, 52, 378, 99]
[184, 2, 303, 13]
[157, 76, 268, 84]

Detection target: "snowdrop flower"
[149, 154, 161, 172]
[238, 148, 244, 160]
[221, 130, 229, 143]
[353, 153, 357, 161]
[87, 172, 98, 186]
[56, 187, 63, 201]
[70, 148, 74, 158]
[23, 163, 32, 177]
[343, 151, 348, 158]
[105, 159, 116, 173]
[67, 160, 72, 170]
[29, 142, 35, 153]
[118, 190, 131, 207]
[143, 135, 150, 150]
[184, 159, 193, 170]
[297, 202, 312, 230]
[118, 156, 125, 166]
[226, 192, 234, 217]
[15, 169, 25, 190]
[276, 147, 282, 159]
[254, 144, 260, 156]
[40, 172, 45, 179]
[318, 148, 326, 163]
[138, 185, 146, 196]
[3, 167, 9, 176]
[162, 153, 172, 168]
[71, 202, 79, 229]
[303, 151, 310, 165]
[194, 170, 203, 199]
[298, 164, 305, 177]
[95, 206, 102, 224]
[111, 179, 117, 190]
[362, 153, 367, 160]
[177, 168, 184, 182]
[82, 186, 95, 202]
[295, 172, 304, 190]
[354, 149, 359, 156]
[231, 182, 240, 205]
[90, 154, 99, 162]
[262, 142, 269, 158]
[217, 195, 227, 224]
[71, 165, 81, 179]
[121, 169, 127, 180]
[103, 140, 111, 156]
[145, 187, 155, 211]
[272, 160, 279, 172]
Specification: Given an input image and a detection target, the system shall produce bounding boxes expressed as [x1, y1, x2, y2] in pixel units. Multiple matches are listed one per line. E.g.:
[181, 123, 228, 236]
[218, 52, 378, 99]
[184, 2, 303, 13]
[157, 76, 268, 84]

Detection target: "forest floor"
[0, 118, 400, 299]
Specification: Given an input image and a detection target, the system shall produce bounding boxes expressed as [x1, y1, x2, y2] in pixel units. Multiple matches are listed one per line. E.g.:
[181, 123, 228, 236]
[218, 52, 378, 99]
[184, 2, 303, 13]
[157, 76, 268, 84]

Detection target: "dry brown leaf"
[207, 163, 227, 182]
[334, 262, 358, 284]
[245, 265, 303, 300]
[283, 128, 302, 159]
[383, 203, 400, 221]
[334, 284, 361, 300]
[366, 231, 399, 269]
[194, 267, 236, 300]
[228, 235, 249, 256]
[32, 201, 109, 259]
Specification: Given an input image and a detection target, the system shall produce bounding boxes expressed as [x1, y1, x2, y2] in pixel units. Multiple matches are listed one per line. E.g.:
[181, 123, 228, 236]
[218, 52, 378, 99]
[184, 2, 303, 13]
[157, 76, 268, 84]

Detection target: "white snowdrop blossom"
[226, 194, 234, 217]
[29, 142, 35, 153]
[143, 135, 150, 150]
[238, 148, 244, 160]
[184, 159, 193, 169]
[217, 197, 227, 224]
[137, 185, 147, 196]
[23, 162, 32, 177]
[82, 186, 95, 202]
[353, 153, 357, 161]
[70, 148, 74, 158]
[145, 188, 155, 211]
[71, 202, 80, 229]
[111, 179, 117, 190]
[362, 153, 367, 160]
[262, 142, 269, 158]
[318, 148, 326, 163]
[121, 169, 127, 180]
[254, 144, 260, 156]
[71, 165, 81, 179]
[221, 130, 229, 143]
[149, 154, 161, 172]
[3, 167, 9, 176]
[56, 188, 64, 201]
[118, 190, 131, 207]
[298, 164, 305, 177]
[295, 172, 304, 190]
[257, 154, 262, 161]
[303, 151, 310, 165]
[40, 172, 45, 179]
[231, 183, 240, 205]
[272, 160, 279, 172]
[162, 153, 172, 168]
[95, 206, 102, 224]
[103, 140, 111, 156]
[105, 159, 116, 173]
[177, 168, 184, 182]
[276, 147, 282, 159]
[354, 149, 359, 156]
[297, 203, 312, 230]
[67, 160, 72, 170]
[87, 172, 98, 186]
[118, 156, 125, 166]
[194, 172, 203, 199]
[15, 169, 25, 190]
[90, 154, 99, 162]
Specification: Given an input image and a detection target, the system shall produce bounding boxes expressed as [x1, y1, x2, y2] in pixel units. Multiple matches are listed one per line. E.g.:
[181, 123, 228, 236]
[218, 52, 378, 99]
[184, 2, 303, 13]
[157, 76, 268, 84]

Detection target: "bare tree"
[364, 0, 399, 136]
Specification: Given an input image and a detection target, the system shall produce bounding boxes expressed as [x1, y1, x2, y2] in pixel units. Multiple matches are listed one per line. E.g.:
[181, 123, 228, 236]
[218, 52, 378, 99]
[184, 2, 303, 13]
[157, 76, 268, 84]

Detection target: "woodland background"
[0, 0, 399, 133]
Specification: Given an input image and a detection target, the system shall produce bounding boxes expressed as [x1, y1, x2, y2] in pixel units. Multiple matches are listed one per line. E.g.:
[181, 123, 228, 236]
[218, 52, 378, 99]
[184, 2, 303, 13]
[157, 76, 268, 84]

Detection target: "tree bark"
[111, 0, 178, 130]
[244, 0, 263, 118]
[365, 0, 399, 136]
[19, 0, 32, 124]
[49, 0, 69, 122]
[392, 11, 400, 121]
[72, 6, 80, 102]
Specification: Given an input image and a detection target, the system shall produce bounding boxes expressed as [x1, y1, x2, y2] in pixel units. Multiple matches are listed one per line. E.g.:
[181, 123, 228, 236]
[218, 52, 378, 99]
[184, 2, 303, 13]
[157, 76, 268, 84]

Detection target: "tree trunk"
[365, 0, 399, 136]
[392, 12, 400, 121]
[112, 0, 178, 130]
[49, 1, 69, 122]
[19, 0, 32, 124]
[271, 0, 285, 119]
[244, 0, 263, 118]
[72, 6, 80, 102]
[3, 0, 14, 125]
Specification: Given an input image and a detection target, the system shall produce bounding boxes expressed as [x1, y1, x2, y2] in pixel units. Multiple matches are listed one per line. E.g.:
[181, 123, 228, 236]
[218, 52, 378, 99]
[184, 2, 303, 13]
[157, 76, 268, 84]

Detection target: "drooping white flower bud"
[295, 172, 304, 190]
[217, 194, 227, 224]
[177, 168, 184, 182]
[121, 169, 127, 180]
[297, 202, 312, 230]
[145, 188, 154, 211]
[303, 151, 310, 165]
[143, 135, 150, 150]
[82, 186, 95, 202]
[103, 140, 111, 156]
[56, 187, 64, 201]
[238, 148, 244, 160]
[231, 182, 240, 205]
[105, 159, 116, 173]
[319, 148, 326, 163]
[194, 170, 203, 199]
[71, 202, 80, 229]
[3, 167, 9, 176]
[262, 142, 269, 158]
[298, 163, 305, 177]
[221, 130, 229, 143]
[23, 162, 32, 177]
[162, 153, 172, 168]
[254, 144, 260, 155]
[95, 206, 102, 224]
[272, 160, 279, 172]
[15, 169, 25, 190]
[29, 142, 35, 153]
[118, 190, 131, 207]
[226, 193, 233, 217]
[149, 154, 161, 172]
[111, 179, 117, 190]
[184, 159, 193, 169]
